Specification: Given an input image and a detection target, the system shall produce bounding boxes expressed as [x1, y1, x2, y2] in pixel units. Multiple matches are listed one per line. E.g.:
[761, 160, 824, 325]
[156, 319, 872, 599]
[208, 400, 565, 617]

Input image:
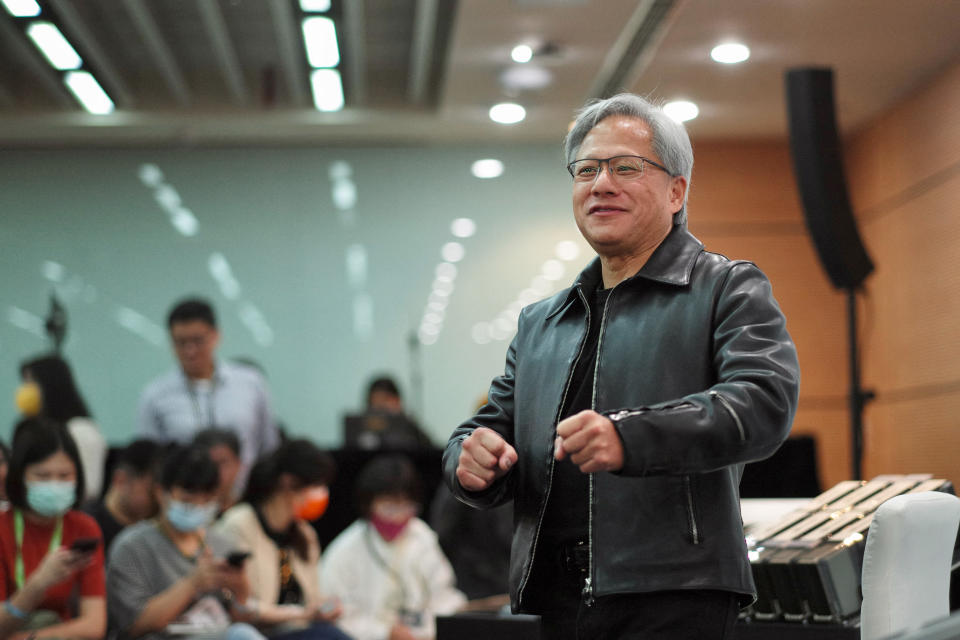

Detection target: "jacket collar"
[547, 225, 704, 318]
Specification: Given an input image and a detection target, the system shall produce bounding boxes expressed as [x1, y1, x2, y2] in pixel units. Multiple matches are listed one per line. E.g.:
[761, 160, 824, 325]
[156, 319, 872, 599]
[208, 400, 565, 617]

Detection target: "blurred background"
[2, 0, 960, 488]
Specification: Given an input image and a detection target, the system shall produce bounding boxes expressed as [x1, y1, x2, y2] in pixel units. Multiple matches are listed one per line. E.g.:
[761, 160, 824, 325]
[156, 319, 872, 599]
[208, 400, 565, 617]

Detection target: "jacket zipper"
[582, 288, 615, 606]
[710, 390, 746, 442]
[517, 286, 592, 610]
[683, 475, 700, 545]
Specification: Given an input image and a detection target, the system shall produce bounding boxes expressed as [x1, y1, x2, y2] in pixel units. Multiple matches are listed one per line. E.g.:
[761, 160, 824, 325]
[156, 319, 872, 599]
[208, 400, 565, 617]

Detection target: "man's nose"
[592, 162, 618, 190]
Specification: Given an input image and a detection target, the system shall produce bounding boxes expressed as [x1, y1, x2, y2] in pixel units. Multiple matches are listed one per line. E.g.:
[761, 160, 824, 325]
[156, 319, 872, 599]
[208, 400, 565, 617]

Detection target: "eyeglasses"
[566, 155, 673, 182]
[172, 335, 209, 350]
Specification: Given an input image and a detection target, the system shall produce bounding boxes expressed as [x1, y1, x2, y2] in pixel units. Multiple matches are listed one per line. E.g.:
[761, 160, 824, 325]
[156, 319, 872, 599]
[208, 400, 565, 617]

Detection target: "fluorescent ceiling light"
[310, 69, 344, 111]
[27, 22, 82, 70]
[302, 16, 339, 68]
[710, 42, 750, 64]
[299, 0, 331, 11]
[1, 0, 40, 17]
[489, 102, 526, 125]
[63, 70, 114, 114]
[663, 100, 699, 123]
[511, 44, 533, 63]
[471, 159, 504, 179]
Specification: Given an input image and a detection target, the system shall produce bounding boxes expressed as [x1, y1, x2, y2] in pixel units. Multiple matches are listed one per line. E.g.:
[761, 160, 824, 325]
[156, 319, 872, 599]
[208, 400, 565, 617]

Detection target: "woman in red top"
[0, 417, 106, 640]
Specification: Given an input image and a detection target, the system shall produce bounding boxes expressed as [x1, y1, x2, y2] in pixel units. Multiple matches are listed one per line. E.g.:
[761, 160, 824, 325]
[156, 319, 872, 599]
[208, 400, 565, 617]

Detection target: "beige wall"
[685, 59, 960, 491]
[846, 61, 960, 483]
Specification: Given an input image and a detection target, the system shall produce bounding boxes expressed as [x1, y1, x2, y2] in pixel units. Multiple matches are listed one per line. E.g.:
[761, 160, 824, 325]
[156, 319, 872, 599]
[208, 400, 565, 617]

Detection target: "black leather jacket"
[442, 225, 800, 612]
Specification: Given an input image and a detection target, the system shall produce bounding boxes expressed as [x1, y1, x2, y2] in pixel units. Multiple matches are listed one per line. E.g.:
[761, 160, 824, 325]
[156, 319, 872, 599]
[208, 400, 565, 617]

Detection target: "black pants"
[536, 544, 739, 640]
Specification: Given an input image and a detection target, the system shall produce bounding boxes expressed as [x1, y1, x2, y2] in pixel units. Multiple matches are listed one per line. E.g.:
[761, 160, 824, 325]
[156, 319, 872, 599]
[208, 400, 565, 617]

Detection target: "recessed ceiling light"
[435, 262, 458, 281]
[1, 0, 40, 17]
[470, 159, 504, 179]
[442, 242, 465, 263]
[489, 102, 526, 125]
[541, 259, 565, 281]
[663, 100, 699, 123]
[555, 240, 580, 261]
[710, 42, 750, 64]
[500, 65, 552, 91]
[511, 44, 533, 63]
[451, 217, 477, 237]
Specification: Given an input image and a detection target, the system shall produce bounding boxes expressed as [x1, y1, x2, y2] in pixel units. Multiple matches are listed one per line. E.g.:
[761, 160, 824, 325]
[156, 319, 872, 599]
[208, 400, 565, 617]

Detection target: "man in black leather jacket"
[442, 93, 800, 639]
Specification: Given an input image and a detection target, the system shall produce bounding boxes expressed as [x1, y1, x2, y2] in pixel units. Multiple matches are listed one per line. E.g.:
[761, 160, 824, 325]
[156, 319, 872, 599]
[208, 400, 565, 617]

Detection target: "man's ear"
[668, 175, 688, 214]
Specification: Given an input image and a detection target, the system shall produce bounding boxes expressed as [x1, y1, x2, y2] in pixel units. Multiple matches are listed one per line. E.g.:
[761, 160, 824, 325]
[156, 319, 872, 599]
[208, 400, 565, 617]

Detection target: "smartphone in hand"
[226, 551, 251, 568]
[69, 537, 100, 554]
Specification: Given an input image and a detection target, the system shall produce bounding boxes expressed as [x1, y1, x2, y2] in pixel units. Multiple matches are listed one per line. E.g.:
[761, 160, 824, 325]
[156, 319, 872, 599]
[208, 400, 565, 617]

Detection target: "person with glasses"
[443, 93, 800, 639]
[138, 298, 280, 498]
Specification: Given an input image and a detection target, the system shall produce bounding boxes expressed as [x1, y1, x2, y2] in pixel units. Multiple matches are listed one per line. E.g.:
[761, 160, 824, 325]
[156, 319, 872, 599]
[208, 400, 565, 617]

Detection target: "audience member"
[137, 297, 280, 491]
[212, 440, 350, 640]
[0, 441, 9, 511]
[17, 354, 108, 501]
[354, 377, 432, 450]
[107, 444, 262, 640]
[82, 439, 162, 555]
[0, 417, 106, 640]
[193, 429, 243, 514]
[320, 455, 465, 640]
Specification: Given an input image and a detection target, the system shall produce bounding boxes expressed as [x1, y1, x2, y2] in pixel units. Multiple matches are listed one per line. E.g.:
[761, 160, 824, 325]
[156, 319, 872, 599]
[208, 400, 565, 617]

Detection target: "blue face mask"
[166, 499, 218, 532]
[26, 481, 76, 517]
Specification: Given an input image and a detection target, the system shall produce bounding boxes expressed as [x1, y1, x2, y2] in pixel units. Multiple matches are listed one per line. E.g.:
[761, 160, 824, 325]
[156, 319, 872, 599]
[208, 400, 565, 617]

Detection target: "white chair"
[860, 491, 960, 640]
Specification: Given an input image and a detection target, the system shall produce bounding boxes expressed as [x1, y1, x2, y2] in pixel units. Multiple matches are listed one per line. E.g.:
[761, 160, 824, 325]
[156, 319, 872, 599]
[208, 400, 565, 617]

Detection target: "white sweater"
[319, 517, 466, 640]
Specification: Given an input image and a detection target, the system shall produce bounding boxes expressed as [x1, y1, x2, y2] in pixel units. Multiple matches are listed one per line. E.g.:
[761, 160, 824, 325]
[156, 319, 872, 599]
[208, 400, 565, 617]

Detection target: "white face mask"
[26, 481, 76, 517]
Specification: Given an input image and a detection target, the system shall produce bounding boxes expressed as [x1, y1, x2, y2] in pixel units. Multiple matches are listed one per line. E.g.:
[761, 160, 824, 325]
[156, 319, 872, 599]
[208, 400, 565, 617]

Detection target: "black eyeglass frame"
[566, 155, 675, 180]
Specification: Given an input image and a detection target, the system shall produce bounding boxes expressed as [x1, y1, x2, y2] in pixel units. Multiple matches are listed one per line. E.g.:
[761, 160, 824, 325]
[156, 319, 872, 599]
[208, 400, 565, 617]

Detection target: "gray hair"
[563, 93, 694, 225]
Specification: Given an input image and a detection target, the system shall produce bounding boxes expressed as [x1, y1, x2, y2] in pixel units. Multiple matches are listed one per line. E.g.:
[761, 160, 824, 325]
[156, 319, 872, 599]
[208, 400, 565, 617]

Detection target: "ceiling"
[1, 0, 959, 147]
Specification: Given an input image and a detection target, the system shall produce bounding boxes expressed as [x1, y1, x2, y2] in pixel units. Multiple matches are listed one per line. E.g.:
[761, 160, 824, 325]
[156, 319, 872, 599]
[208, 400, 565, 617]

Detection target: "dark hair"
[242, 439, 335, 506]
[366, 376, 401, 405]
[113, 439, 162, 478]
[0, 440, 9, 466]
[192, 428, 241, 458]
[355, 454, 422, 517]
[167, 297, 217, 329]
[158, 444, 219, 493]
[19, 354, 91, 422]
[6, 417, 85, 511]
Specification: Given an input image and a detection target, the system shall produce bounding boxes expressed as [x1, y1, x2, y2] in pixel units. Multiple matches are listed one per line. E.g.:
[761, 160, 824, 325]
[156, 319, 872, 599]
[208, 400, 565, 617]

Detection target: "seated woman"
[213, 440, 350, 640]
[320, 455, 465, 640]
[0, 417, 106, 640]
[18, 354, 108, 501]
[107, 444, 263, 640]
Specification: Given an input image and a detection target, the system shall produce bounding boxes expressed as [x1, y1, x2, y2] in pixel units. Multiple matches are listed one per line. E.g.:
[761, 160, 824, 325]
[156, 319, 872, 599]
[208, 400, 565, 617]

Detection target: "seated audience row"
[2, 419, 466, 640]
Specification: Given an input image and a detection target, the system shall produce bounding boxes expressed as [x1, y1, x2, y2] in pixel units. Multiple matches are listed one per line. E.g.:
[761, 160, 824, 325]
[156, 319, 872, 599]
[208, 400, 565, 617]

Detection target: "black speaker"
[786, 68, 874, 290]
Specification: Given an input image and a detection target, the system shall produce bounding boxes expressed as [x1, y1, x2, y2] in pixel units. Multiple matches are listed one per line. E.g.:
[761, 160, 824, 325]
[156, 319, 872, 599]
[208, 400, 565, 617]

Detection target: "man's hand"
[555, 410, 624, 473]
[456, 427, 518, 492]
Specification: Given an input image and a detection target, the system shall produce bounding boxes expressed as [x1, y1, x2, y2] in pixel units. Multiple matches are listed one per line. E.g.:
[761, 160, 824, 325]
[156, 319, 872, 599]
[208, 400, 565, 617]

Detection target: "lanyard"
[13, 509, 63, 590]
[186, 380, 217, 430]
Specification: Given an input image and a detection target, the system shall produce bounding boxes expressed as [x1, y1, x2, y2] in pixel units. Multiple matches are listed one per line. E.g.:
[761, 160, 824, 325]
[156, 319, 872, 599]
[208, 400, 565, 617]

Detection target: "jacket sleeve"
[609, 262, 800, 476]
[441, 331, 520, 510]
